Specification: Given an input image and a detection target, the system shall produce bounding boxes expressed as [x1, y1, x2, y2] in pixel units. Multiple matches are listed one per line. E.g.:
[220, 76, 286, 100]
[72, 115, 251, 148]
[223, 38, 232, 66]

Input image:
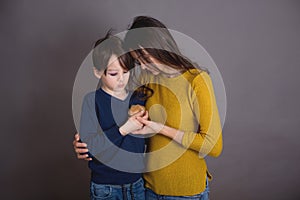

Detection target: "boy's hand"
[73, 133, 92, 161]
[119, 110, 145, 135]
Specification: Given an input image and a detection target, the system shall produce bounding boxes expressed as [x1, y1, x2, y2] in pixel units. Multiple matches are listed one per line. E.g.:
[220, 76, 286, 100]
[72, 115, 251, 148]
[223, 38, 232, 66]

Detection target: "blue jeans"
[145, 179, 209, 200]
[90, 178, 145, 200]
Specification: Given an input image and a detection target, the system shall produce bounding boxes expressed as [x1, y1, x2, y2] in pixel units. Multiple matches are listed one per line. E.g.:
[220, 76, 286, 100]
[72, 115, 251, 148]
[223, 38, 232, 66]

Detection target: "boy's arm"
[79, 92, 145, 160]
[79, 93, 125, 158]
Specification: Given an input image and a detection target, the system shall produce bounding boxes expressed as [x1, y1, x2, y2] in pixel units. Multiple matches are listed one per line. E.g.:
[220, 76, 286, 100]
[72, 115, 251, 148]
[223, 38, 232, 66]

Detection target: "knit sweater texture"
[141, 69, 223, 196]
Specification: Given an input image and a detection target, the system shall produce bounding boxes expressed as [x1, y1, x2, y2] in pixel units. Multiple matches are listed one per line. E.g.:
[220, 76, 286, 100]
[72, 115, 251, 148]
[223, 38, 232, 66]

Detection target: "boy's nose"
[118, 74, 124, 81]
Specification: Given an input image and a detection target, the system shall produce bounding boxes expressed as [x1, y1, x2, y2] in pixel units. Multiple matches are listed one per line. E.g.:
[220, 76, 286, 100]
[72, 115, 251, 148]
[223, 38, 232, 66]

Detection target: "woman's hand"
[132, 115, 164, 135]
[134, 116, 184, 144]
[73, 133, 92, 161]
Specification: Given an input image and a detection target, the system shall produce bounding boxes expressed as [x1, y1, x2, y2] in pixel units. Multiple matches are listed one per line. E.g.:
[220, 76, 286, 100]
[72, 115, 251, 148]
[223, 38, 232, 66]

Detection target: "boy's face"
[96, 54, 130, 94]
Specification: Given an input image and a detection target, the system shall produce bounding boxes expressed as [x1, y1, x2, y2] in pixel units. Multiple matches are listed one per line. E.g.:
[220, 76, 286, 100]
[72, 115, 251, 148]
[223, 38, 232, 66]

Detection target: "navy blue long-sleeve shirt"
[79, 88, 145, 184]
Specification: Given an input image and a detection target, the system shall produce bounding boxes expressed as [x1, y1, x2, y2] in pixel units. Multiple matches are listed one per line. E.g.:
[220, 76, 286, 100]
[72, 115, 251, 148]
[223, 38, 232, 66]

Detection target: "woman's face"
[130, 51, 161, 75]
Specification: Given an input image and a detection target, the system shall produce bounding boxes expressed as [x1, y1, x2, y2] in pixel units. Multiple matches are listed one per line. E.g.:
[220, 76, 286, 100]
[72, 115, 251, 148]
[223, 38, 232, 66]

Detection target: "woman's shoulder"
[184, 68, 211, 84]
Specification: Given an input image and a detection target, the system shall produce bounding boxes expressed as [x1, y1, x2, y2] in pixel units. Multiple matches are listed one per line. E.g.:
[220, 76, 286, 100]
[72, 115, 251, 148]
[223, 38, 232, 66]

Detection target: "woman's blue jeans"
[145, 179, 209, 200]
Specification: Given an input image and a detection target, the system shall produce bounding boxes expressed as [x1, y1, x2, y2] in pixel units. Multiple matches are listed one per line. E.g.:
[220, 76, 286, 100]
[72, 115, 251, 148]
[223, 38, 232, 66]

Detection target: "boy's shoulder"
[83, 91, 96, 100]
[82, 91, 97, 107]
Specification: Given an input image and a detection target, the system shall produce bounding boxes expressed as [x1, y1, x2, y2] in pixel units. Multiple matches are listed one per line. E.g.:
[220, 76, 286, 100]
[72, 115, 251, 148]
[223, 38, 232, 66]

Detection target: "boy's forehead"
[106, 60, 123, 71]
[106, 54, 123, 70]
[106, 66, 120, 71]
[107, 54, 119, 66]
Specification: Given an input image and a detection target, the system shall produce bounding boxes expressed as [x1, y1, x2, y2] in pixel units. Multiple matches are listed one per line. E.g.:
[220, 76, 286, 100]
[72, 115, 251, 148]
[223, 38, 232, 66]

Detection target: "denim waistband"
[92, 178, 143, 189]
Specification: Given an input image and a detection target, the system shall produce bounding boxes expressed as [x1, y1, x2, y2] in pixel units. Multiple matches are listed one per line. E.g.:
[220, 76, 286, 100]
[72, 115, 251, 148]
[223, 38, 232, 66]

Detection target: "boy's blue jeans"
[145, 179, 209, 200]
[90, 178, 145, 200]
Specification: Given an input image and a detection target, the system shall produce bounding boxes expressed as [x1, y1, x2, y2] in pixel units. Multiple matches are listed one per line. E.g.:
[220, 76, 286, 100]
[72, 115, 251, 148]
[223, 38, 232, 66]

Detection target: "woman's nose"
[140, 64, 146, 70]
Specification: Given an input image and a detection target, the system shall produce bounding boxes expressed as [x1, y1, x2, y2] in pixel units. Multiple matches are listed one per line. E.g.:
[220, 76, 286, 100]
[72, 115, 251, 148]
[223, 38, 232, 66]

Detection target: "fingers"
[75, 147, 89, 154]
[77, 153, 92, 161]
[130, 115, 145, 129]
[73, 132, 91, 161]
[134, 120, 144, 128]
[130, 121, 143, 131]
[120, 114, 146, 135]
[73, 137, 88, 154]
[73, 133, 87, 148]
[75, 141, 87, 148]
[75, 147, 91, 161]
[73, 133, 83, 146]
[141, 111, 148, 119]
[137, 117, 150, 125]
[131, 110, 145, 117]
[77, 153, 88, 159]
[74, 133, 80, 141]
[136, 110, 145, 117]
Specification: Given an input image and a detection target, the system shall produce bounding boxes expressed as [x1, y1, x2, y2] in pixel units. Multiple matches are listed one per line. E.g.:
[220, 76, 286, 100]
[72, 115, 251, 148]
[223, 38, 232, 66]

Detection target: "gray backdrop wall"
[1, 0, 299, 199]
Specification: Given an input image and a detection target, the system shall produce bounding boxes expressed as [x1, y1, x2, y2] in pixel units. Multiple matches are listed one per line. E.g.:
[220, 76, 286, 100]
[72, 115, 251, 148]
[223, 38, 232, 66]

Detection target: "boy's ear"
[93, 67, 104, 79]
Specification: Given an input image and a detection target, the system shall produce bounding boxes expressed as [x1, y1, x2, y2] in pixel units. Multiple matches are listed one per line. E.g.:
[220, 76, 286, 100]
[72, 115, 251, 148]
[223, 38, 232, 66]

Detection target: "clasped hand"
[119, 110, 164, 136]
[73, 110, 164, 161]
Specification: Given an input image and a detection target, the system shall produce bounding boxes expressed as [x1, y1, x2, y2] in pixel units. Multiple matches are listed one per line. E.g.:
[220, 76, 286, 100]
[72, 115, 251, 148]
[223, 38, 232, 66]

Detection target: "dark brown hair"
[92, 30, 134, 73]
[93, 30, 153, 99]
[124, 16, 203, 74]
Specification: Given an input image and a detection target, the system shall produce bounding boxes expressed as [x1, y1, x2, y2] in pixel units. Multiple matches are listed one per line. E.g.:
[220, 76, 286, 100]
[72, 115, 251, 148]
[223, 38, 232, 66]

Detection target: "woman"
[74, 16, 223, 200]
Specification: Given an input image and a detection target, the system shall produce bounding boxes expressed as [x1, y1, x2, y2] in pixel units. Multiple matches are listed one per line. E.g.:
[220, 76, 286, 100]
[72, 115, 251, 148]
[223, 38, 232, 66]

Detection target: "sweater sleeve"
[181, 72, 223, 157]
[79, 93, 125, 158]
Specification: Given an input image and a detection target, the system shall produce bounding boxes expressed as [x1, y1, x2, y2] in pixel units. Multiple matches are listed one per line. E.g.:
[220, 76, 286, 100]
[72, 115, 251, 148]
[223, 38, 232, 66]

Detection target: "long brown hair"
[124, 16, 203, 73]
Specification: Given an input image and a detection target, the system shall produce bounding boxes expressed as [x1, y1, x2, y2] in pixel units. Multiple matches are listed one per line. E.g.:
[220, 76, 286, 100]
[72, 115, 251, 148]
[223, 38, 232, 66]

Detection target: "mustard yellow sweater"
[141, 69, 223, 196]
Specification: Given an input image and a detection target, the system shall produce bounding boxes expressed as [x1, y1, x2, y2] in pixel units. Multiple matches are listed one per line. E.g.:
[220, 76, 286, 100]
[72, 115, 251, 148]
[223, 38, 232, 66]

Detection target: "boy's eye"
[108, 73, 118, 76]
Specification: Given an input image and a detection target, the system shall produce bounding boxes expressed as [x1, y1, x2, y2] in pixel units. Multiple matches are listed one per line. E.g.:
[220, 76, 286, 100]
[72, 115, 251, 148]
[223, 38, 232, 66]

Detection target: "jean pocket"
[91, 182, 112, 199]
[132, 179, 145, 200]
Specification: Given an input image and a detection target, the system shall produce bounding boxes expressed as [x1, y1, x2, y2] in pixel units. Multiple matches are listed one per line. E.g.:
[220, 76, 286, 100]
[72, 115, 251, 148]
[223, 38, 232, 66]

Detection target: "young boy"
[79, 32, 147, 200]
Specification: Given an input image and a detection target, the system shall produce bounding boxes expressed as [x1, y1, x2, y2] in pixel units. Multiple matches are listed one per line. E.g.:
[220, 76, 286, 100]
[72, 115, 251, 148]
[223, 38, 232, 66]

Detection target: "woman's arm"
[181, 72, 223, 157]
[134, 73, 223, 158]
